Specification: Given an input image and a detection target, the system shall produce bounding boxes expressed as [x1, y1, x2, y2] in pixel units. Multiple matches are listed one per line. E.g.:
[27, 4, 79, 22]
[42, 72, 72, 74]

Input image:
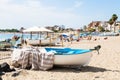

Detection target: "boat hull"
[54, 51, 92, 66]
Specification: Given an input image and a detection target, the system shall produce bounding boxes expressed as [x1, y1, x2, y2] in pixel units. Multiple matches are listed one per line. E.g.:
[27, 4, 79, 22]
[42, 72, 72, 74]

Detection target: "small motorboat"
[45, 45, 101, 66]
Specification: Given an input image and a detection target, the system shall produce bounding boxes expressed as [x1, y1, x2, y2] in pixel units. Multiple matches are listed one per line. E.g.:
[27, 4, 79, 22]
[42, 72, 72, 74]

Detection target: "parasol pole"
[39, 32, 42, 46]
[30, 32, 32, 39]
[49, 33, 51, 47]
[61, 35, 64, 47]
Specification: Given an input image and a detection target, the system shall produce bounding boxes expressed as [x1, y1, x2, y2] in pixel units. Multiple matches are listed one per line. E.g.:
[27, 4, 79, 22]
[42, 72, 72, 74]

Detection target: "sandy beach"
[0, 36, 120, 80]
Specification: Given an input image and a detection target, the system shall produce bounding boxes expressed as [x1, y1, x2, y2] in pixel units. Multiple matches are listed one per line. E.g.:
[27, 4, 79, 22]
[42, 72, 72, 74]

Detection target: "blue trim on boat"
[45, 48, 91, 55]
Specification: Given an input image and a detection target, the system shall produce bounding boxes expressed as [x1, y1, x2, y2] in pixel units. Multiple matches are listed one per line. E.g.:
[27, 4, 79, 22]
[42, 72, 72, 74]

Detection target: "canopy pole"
[61, 35, 64, 47]
[39, 32, 42, 46]
[49, 33, 51, 47]
[21, 32, 24, 46]
[30, 32, 32, 39]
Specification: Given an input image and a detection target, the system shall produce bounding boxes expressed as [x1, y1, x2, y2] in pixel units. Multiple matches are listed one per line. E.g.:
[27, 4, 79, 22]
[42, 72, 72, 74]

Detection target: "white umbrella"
[39, 27, 53, 32]
[22, 26, 53, 46]
[61, 33, 70, 36]
[23, 26, 53, 32]
[23, 27, 40, 32]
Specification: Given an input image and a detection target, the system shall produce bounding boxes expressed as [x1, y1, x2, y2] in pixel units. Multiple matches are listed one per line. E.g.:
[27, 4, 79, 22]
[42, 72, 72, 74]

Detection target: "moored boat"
[45, 45, 101, 66]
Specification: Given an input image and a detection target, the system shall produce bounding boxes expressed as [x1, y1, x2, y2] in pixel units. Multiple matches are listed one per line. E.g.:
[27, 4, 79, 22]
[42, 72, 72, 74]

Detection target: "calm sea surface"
[0, 33, 46, 41]
[0, 33, 20, 41]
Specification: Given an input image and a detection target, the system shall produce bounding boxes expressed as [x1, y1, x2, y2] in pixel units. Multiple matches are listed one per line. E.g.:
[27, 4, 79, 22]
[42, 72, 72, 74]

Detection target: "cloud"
[0, 0, 84, 29]
[74, 1, 83, 8]
[66, 1, 83, 12]
[0, 0, 9, 4]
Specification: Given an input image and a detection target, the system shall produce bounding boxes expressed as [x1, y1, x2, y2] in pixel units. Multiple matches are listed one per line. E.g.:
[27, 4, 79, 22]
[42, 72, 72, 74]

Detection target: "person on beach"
[12, 35, 20, 41]
[87, 35, 92, 40]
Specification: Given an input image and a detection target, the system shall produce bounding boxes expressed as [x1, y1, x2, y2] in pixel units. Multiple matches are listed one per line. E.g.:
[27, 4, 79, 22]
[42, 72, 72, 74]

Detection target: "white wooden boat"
[45, 45, 101, 66]
[54, 51, 92, 66]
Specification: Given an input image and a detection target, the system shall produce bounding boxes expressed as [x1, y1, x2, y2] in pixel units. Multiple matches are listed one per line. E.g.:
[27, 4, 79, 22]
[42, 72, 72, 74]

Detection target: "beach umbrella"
[39, 27, 53, 32]
[23, 26, 53, 32]
[23, 26, 50, 33]
[23, 27, 40, 39]
[61, 33, 70, 38]
[22, 26, 53, 46]
[23, 26, 53, 39]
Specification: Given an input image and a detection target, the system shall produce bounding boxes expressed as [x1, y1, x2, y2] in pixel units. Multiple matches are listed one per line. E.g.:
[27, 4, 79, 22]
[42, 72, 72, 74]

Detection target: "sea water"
[0, 33, 20, 41]
[0, 33, 48, 41]
[0, 33, 49, 47]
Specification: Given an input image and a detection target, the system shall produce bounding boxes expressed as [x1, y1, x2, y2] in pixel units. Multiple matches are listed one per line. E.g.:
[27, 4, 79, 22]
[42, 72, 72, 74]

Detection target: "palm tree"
[83, 25, 87, 32]
[108, 18, 114, 32]
[95, 21, 100, 32]
[108, 14, 118, 32]
[20, 27, 25, 32]
[112, 14, 118, 32]
[118, 24, 120, 32]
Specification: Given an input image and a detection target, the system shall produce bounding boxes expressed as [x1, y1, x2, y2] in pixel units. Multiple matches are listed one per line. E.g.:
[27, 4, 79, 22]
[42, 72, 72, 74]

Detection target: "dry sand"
[0, 36, 120, 80]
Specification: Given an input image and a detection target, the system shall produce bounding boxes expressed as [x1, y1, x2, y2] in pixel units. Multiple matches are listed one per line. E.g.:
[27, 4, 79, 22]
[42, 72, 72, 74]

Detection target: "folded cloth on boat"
[11, 47, 54, 70]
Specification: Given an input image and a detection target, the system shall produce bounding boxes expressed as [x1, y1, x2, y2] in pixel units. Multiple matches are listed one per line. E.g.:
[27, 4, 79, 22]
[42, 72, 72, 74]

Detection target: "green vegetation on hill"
[0, 29, 19, 32]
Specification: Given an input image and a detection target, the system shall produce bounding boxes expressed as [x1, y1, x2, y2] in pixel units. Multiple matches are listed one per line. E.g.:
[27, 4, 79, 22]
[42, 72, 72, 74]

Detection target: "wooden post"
[61, 36, 64, 47]
[30, 32, 32, 39]
[39, 40, 41, 46]
[49, 33, 51, 47]
[21, 32, 24, 46]
[40, 32, 42, 46]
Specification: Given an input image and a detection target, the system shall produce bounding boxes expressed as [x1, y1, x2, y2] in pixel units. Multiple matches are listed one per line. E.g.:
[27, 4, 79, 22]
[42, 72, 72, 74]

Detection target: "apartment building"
[88, 21, 120, 32]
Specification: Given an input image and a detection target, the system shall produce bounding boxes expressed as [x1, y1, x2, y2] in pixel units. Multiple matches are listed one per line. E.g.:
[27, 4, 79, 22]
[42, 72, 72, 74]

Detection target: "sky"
[0, 0, 120, 29]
